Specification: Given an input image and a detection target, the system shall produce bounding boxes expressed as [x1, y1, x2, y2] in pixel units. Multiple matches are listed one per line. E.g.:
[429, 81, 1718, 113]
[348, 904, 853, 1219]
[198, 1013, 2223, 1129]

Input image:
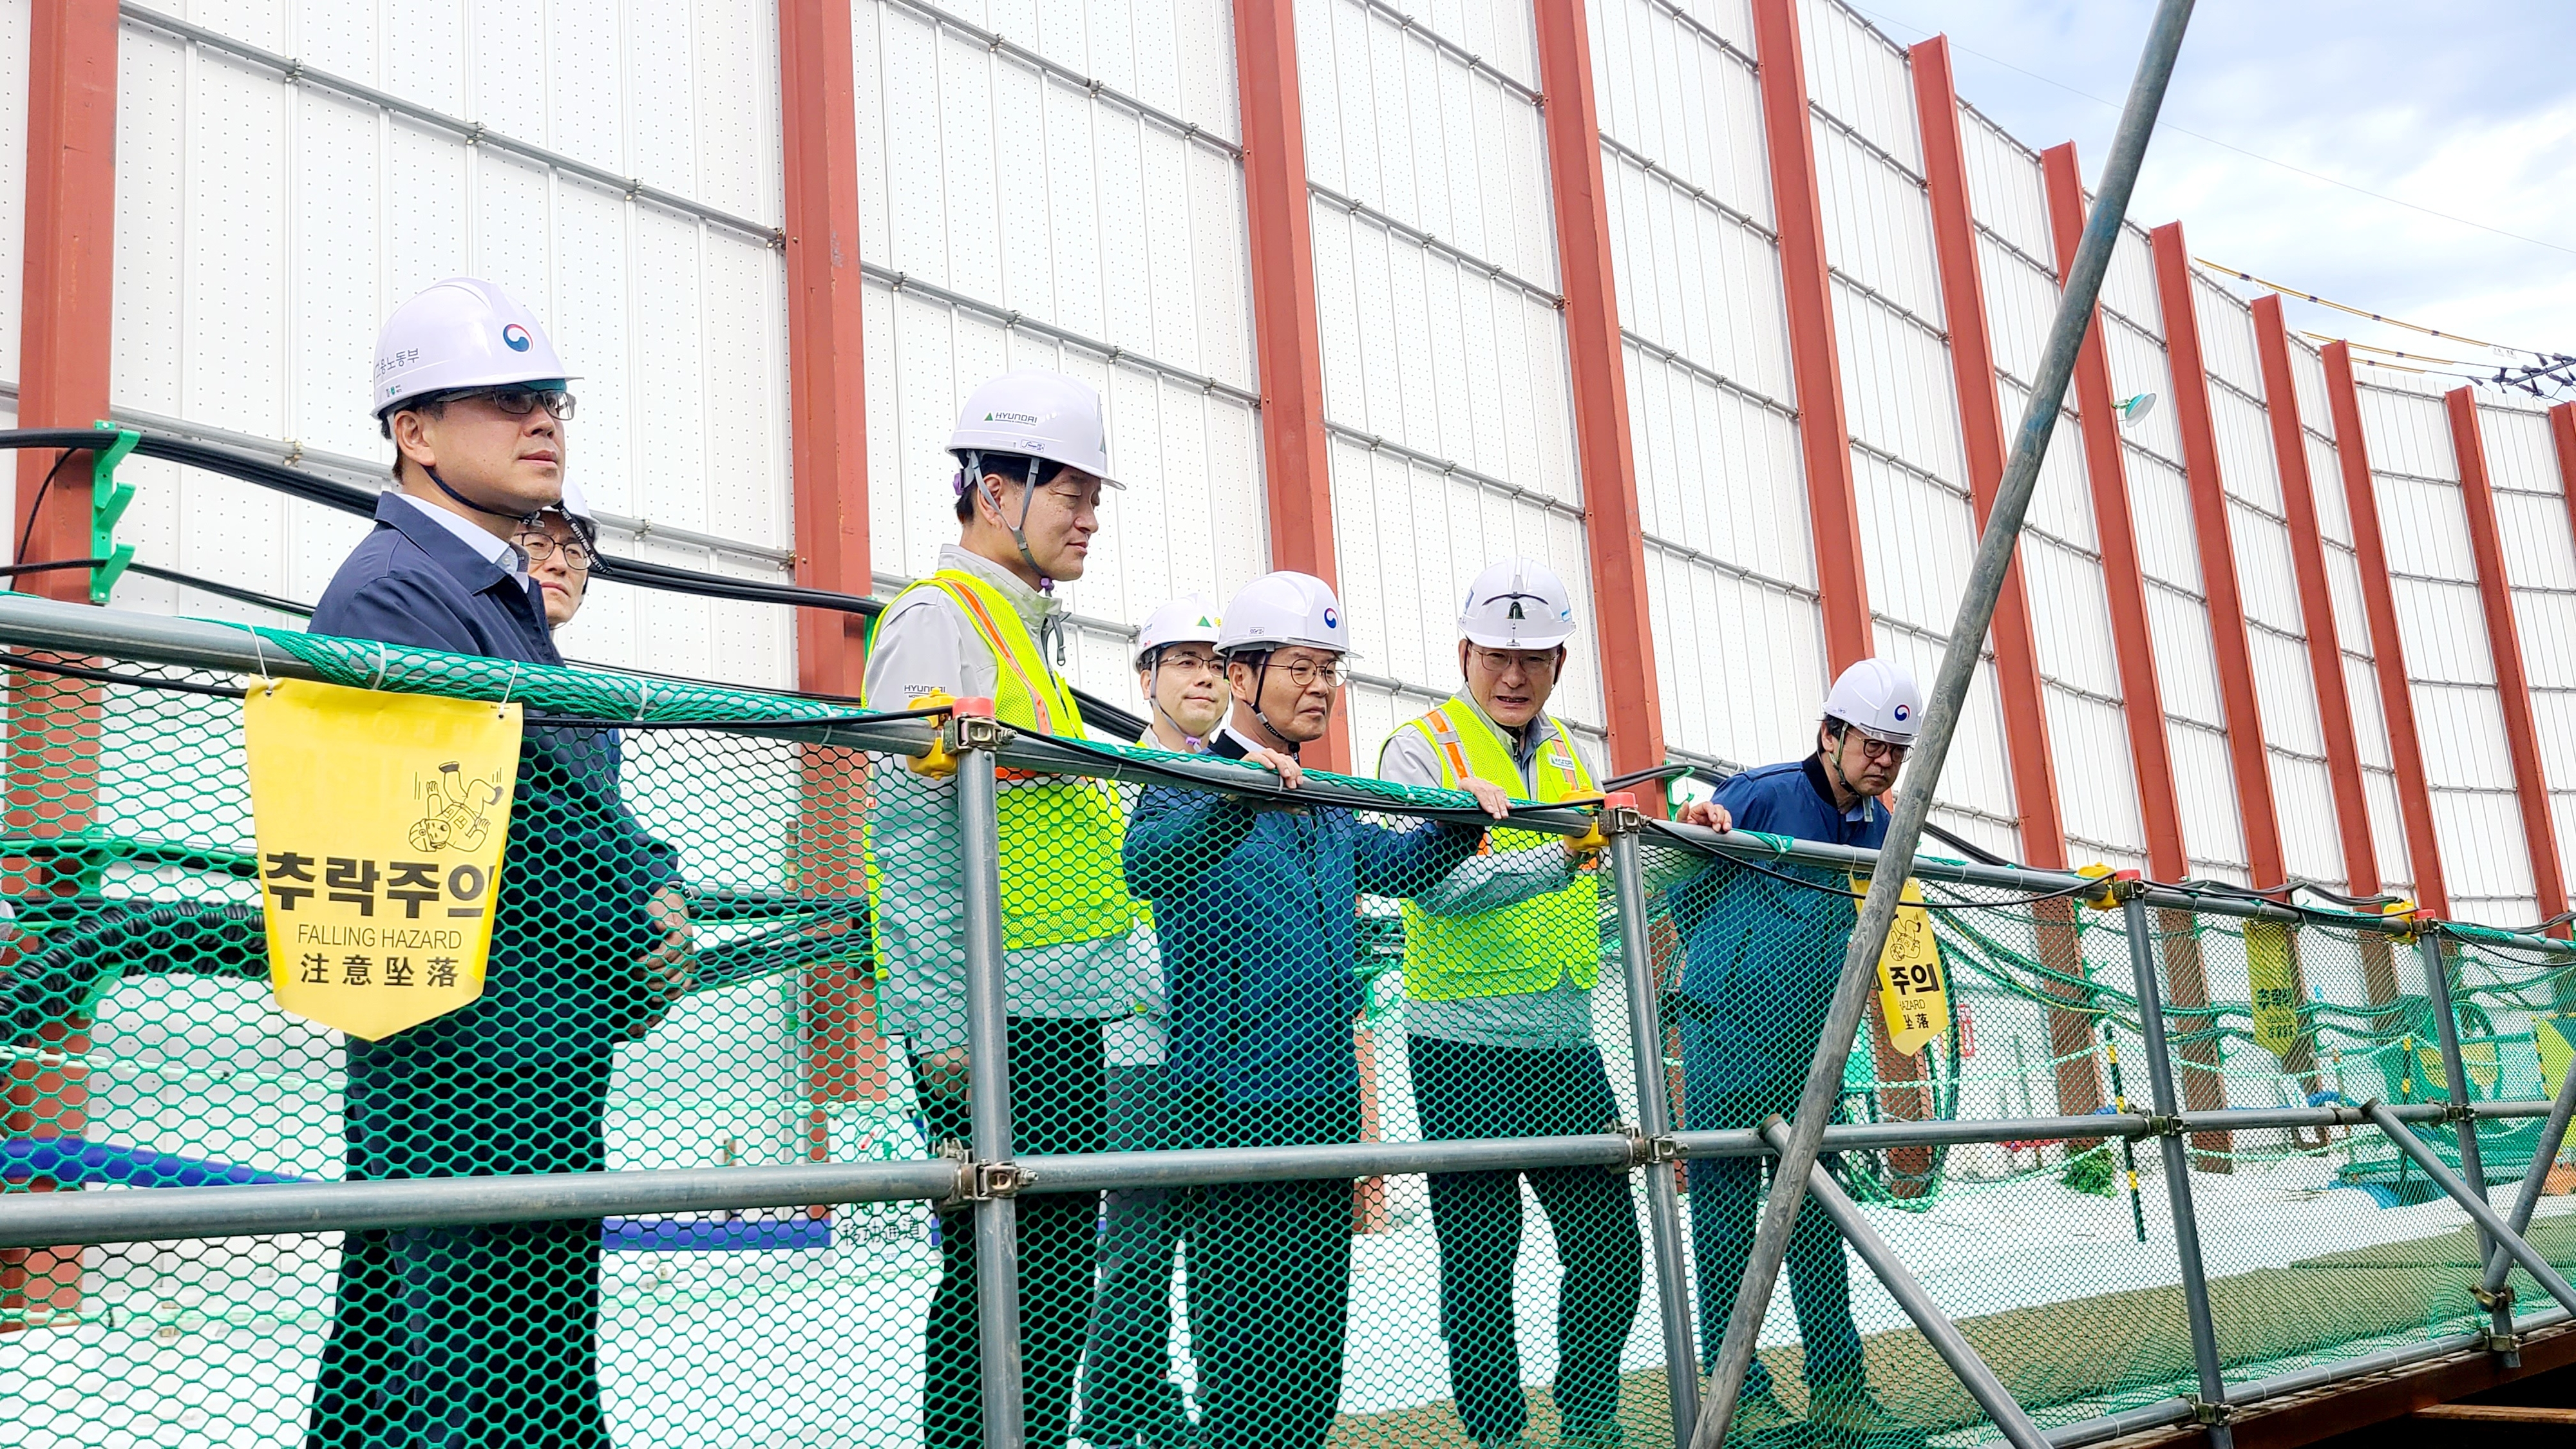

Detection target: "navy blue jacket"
[310, 493, 676, 1066]
[1124, 736, 1481, 1107]
[1667, 757, 1888, 1094]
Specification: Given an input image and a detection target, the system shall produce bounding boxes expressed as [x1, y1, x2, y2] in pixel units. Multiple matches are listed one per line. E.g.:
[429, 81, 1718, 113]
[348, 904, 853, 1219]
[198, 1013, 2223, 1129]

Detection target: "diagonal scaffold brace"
[1683, 1, 2199, 1444]
[2363, 1100, 2576, 1321]
[2476, 1043, 2576, 1363]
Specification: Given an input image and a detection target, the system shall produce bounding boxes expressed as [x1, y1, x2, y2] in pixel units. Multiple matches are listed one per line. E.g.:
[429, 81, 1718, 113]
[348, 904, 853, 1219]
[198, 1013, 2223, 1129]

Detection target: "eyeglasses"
[1854, 737, 1908, 763]
[1156, 650, 1225, 676]
[433, 385, 577, 422]
[1269, 656, 1350, 689]
[1466, 647, 1559, 679]
[514, 529, 595, 572]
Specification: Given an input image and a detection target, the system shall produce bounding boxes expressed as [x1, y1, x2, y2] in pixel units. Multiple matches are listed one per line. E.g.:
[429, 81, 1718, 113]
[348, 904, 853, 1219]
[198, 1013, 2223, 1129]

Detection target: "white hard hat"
[947, 369, 1122, 489]
[1823, 658, 1923, 745]
[1459, 558, 1577, 649]
[1136, 593, 1221, 665]
[1217, 571, 1356, 659]
[544, 479, 599, 540]
[372, 278, 574, 419]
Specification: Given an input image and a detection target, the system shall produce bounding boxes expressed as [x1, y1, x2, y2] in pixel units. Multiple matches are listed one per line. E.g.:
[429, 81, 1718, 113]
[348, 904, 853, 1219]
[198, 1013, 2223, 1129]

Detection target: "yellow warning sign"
[2246, 920, 2304, 1058]
[247, 679, 520, 1040]
[1857, 875, 1947, 1057]
[2539, 1014, 2576, 1095]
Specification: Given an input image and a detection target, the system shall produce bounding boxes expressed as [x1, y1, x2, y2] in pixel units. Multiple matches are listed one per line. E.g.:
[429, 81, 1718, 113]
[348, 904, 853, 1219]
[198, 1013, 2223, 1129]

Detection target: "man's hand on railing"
[1676, 800, 1734, 832]
[918, 1045, 971, 1099]
[618, 884, 696, 1043]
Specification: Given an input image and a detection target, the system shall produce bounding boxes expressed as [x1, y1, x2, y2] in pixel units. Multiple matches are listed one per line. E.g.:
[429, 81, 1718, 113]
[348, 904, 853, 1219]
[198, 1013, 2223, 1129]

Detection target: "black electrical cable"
[1640, 818, 2103, 911]
[11, 449, 81, 567]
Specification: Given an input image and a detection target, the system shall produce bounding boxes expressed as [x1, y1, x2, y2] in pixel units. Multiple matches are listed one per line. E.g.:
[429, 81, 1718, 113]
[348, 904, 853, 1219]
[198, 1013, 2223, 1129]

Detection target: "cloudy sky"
[1846, 0, 2576, 394]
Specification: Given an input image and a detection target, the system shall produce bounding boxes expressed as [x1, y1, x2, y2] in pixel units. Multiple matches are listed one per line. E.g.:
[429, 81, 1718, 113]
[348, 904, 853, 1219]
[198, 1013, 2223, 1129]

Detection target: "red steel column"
[779, 0, 872, 694]
[1533, 0, 1666, 800]
[1232, 0, 1350, 775]
[2041, 147, 2228, 1154]
[6, 0, 121, 1327]
[1749, 0, 1929, 1173]
[2150, 223, 2287, 893]
[1911, 37, 2098, 1119]
[2040, 146, 2186, 884]
[1750, 0, 1870, 670]
[2447, 386, 2569, 934]
[779, 0, 888, 1188]
[2252, 299, 2400, 1004]
[2322, 343, 2449, 917]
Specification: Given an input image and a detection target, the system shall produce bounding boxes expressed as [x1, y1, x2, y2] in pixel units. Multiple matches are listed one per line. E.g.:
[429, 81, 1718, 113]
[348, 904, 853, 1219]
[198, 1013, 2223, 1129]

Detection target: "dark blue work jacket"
[310, 493, 676, 1066]
[1667, 757, 1888, 1095]
[1124, 734, 1481, 1106]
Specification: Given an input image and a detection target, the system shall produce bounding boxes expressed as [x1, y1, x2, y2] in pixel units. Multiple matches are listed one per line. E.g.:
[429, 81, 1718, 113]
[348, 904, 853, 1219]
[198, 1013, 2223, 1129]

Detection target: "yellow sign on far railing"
[1858, 875, 1947, 1056]
[245, 679, 520, 1040]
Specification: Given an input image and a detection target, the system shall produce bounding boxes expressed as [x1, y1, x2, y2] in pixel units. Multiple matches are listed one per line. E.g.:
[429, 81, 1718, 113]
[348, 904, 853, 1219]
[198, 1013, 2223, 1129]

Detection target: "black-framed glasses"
[1466, 647, 1559, 679]
[431, 385, 576, 422]
[1271, 656, 1350, 689]
[1855, 737, 1908, 762]
[514, 529, 595, 572]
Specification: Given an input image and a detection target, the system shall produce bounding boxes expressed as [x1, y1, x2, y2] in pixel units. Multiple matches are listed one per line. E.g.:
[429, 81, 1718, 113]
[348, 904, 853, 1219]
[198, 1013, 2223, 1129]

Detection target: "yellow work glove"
[906, 690, 961, 779]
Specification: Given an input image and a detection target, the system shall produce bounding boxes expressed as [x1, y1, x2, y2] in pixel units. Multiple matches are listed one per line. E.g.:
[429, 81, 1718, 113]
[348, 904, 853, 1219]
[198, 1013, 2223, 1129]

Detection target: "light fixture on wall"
[2114, 392, 2158, 426]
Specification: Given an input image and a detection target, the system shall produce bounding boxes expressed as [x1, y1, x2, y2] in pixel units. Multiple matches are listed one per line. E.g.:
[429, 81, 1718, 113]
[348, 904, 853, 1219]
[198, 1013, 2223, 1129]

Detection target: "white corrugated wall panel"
[1595, 0, 1820, 768]
[1958, 110, 2049, 269]
[1294, 0, 1599, 770]
[854, 0, 1267, 710]
[108, 5, 792, 688]
[2478, 401, 2576, 883]
[1796, 0, 1917, 169]
[2359, 379, 2532, 920]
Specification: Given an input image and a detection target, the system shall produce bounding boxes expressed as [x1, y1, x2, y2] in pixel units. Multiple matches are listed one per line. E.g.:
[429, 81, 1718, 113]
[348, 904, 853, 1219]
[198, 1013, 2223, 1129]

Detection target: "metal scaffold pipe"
[1685, 1, 2199, 1443]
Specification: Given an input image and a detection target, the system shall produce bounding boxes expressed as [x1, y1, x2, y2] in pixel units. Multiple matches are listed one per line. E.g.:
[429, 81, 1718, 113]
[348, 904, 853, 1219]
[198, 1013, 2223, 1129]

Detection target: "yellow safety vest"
[1397, 696, 1601, 1000]
[879, 569, 1143, 951]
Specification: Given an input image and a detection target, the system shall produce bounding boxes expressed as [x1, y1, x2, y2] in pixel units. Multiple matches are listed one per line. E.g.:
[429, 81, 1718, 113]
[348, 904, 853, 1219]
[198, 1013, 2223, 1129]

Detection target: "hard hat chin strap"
[973, 451, 1054, 593]
[1142, 652, 1204, 752]
[424, 464, 542, 532]
[1241, 651, 1304, 755]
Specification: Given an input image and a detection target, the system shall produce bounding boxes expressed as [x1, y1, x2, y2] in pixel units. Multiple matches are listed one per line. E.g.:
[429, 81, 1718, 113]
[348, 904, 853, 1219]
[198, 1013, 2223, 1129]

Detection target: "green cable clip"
[89, 421, 141, 604]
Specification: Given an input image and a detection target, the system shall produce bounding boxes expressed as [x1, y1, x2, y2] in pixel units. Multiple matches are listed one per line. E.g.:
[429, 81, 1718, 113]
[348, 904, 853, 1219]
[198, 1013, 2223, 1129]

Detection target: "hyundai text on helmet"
[372, 278, 576, 425]
[1822, 658, 1924, 746]
[1458, 558, 1577, 650]
[947, 370, 1122, 489]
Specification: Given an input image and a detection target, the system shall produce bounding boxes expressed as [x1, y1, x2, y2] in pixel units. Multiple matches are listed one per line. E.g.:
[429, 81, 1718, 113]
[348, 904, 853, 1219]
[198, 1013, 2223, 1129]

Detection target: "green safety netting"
[3, 631, 2575, 1449]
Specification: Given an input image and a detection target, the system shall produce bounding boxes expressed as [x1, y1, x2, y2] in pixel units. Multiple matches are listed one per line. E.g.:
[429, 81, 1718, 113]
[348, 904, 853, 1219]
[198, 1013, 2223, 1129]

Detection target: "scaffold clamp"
[2474, 1283, 2514, 1313]
[2131, 1113, 2186, 1139]
[1616, 1124, 1679, 1170]
[2185, 1396, 2235, 1426]
[2481, 1331, 2525, 1355]
[1596, 791, 1642, 839]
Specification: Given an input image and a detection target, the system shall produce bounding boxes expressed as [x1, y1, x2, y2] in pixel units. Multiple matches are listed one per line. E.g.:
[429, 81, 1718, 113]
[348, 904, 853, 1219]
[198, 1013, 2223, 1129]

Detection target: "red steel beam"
[2253, 299, 2399, 1005]
[2040, 146, 2188, 883]
[2447, 386, 2569, 934]
[778, 0, 889, 1179]
[2251, 297, 2380, 896]
[1533, 0, 1666, 804]
[1909, 37, 2065, 867]
[2041, 149, 2228, 1151]
[1748, 0, 1927, 1172]
[2149, 223, 2287, 892]
[1231, 0, 1350, 775]
[2322, 343, 2450, 916]
[6, 0, 121, 1329]
[778, 0, 872, 696]
[1911, 37, 2098, 1121]
[1750, 0, 1871, 670]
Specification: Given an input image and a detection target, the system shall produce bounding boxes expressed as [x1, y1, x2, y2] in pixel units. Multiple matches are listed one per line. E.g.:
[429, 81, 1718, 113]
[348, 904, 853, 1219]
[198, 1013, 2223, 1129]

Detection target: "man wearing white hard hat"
[859, 369, 1139, 1449]
[1123, 571, 1508, 1449]
[1376, 559, 1640, 1449]
[1076, 592, 1233, 1448]
[307, 280, 687, 1449]
[1663, 659, 1922, 1440]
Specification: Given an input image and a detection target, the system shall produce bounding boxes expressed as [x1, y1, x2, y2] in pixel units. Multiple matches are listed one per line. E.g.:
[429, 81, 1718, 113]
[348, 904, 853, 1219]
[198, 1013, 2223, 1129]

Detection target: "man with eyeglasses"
[1375, 558, 1647, 1449]
[1123, 571, 1508, 1449]
[1665, 658, 1924, 1443]
[305, 278, 685, 1449]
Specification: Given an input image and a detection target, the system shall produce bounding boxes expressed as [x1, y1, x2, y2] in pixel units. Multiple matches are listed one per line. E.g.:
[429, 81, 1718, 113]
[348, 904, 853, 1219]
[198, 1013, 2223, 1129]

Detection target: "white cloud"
[1846, 0, 2576, 390]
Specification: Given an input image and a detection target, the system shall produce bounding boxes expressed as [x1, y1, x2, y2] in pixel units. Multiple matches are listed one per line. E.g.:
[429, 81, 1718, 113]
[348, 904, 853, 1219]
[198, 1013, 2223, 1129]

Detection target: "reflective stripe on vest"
[1397, 696, 1602, 1000]
[875, 569, 1142, 951]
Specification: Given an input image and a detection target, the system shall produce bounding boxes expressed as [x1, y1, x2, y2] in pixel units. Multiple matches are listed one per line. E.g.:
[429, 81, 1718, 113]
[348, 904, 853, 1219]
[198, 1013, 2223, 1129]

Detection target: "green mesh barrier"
[8, 637, 2576, 1449]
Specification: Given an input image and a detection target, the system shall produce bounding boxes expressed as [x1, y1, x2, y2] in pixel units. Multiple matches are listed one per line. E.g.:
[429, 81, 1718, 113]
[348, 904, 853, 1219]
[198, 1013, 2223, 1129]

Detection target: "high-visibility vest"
[1397, 696, 1601, 1000]
[875, 569, 1143, 951]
